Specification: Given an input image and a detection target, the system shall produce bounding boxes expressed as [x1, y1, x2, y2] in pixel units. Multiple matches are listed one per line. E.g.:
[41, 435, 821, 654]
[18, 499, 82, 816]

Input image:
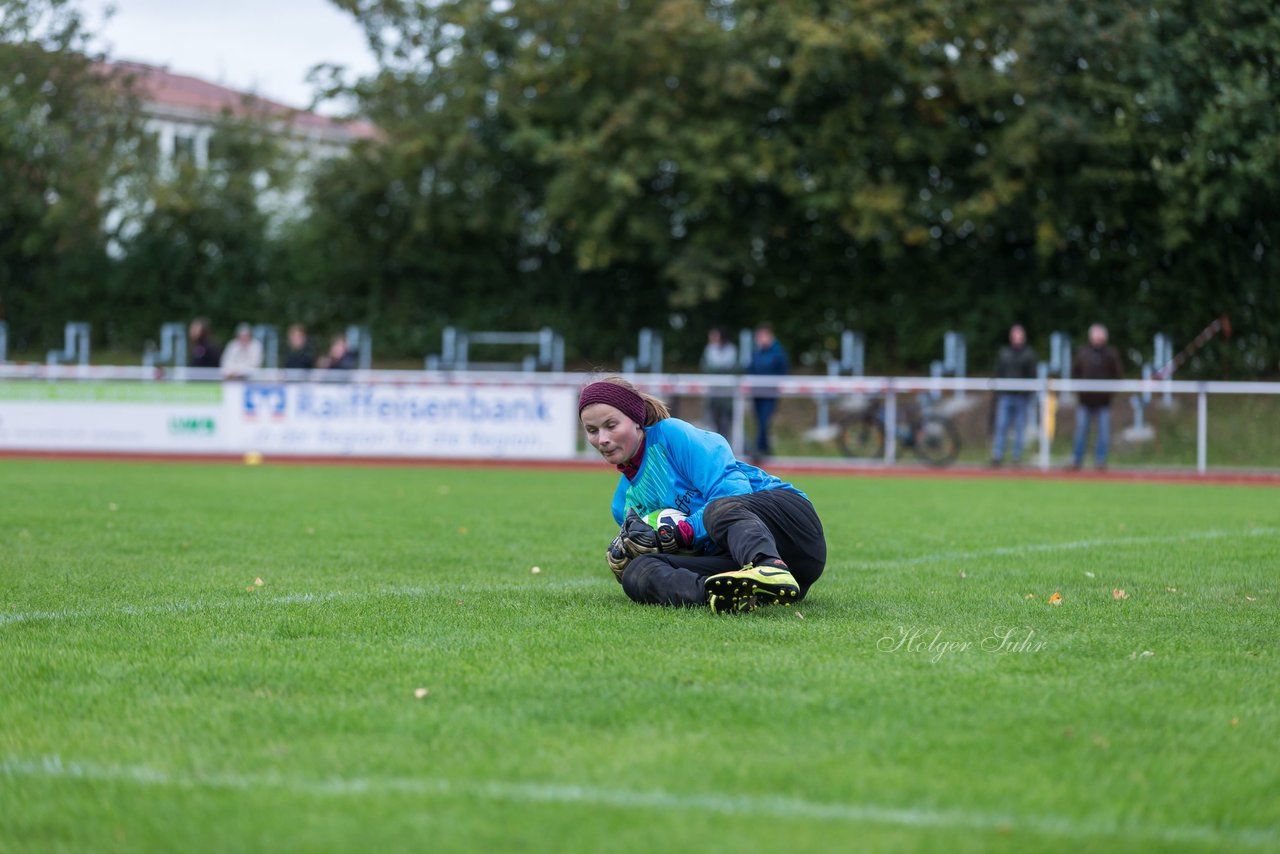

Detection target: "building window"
[173, 134, 195, 165]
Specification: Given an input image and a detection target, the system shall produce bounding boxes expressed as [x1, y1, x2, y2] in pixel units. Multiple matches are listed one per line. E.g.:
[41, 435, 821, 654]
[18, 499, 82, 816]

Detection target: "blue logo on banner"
[244, 385, 287, 419]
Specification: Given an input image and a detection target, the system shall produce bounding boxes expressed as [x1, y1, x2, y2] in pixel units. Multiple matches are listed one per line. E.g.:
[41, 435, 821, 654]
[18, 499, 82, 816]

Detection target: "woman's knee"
[782, 536, 826, 597]
[620, 554, 663, 602]
[702, 495, 748, 538]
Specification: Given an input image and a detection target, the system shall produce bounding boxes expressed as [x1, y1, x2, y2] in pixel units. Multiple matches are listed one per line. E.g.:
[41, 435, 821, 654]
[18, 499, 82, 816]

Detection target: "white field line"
[3, 528, 1274, 628]
[0, 591, 346, 628]
[849, 526, 1280, 569]
[1, 755, 1274, 847]
[0, 580, 599, 628]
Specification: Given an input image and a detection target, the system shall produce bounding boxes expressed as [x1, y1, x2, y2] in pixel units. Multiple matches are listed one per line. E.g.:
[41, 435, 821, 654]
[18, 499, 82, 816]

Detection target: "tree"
[0, 0, 139, 352]
[318, 0, 1279, 373]
[107, 111, 302, 349]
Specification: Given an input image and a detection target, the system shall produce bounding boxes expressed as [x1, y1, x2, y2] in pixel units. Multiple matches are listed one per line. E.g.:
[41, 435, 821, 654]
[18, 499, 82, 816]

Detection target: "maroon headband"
[578, 381, 647, 426]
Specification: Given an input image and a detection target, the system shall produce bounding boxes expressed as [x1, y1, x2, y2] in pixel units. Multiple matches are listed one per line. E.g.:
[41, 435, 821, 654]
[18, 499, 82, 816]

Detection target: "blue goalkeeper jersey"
[608, 417, 806, 548]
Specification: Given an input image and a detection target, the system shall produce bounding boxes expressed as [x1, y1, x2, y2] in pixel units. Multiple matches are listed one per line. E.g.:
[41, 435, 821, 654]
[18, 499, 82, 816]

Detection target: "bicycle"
[835, 394, 962, 466]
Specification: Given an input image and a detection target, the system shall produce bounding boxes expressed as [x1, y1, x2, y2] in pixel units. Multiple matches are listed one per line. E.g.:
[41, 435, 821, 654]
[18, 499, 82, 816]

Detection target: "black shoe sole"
[705, 574, 757, 613]
[706, 573, 799, 611]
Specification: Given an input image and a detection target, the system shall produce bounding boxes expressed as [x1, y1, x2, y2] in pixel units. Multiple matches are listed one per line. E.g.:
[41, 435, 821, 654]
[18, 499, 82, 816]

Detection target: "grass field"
[1, 459, 1277, 852]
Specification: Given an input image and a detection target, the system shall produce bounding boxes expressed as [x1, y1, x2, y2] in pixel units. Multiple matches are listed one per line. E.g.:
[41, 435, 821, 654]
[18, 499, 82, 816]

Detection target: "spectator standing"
[187, 318, 220, 369]
[284, 323, 315, 370]
[220, 322, 263, 379]
[746, 323, 789, 461]
[318, 332, 357, 370]
[1070, 323, 1124, 470]
[699, 326, 738, 439]
[990, 324, 1038, 466]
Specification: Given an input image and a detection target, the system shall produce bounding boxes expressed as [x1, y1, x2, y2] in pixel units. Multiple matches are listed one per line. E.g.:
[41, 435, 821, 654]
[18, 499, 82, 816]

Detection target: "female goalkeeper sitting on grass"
[578, 377, 826, 613]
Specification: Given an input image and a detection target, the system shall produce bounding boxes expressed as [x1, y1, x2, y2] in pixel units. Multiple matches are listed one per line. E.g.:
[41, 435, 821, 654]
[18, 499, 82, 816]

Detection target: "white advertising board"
[223, 382, 577, 458]
[0, 381, 225, 453]
[0, 381, 579, 459]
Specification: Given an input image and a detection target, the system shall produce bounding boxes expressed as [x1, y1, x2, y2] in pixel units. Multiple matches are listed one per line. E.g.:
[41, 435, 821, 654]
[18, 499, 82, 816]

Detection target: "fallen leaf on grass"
[1048, 591, 1063, 606]
[1112, 588, 1128, 600]
[414, 687, 429, 699]
[1245, 596, 1257, 602]
[795, 612, 805, 620]
[530, 566, 541, 574]
[254, 577, 264, 587]
[958, 570, 967, 579]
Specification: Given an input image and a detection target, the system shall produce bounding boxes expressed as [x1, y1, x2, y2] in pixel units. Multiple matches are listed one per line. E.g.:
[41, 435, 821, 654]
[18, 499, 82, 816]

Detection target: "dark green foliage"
[105, 114, 300, 349]
[0, 1, 139, 351]
[3, 0, 1277, 375]
[309, 0, 1278, 373]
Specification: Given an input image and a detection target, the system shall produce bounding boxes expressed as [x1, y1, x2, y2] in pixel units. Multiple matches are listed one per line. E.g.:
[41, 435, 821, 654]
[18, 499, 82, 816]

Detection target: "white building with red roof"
[96, 60, 380, 239]
[108, 59, 378, 169]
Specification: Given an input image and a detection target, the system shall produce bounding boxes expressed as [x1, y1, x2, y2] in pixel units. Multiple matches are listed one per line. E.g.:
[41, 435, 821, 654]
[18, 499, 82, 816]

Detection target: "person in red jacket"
[1070, 323, 1124, 470]
[187, 317, 220, 369]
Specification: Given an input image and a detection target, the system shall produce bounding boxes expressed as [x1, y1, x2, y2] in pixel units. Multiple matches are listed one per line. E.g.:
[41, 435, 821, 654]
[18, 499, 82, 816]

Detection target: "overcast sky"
[84, 0, 379, 114]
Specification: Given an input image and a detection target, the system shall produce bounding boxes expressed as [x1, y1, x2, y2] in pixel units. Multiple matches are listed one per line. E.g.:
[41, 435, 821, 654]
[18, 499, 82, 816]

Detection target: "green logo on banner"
[169, 417, 216, 435]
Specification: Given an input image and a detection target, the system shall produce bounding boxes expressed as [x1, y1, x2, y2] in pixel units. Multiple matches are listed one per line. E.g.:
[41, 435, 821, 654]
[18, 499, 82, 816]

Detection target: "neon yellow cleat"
[706, 581, 757, 614]
[705, 564, 800, 614]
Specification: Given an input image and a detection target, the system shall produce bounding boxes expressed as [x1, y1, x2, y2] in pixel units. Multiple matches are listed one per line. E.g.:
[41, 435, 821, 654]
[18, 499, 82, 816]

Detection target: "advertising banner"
[0, 382, 226, 453]
[223, 382, 578, 458]
[0, 380, 579, 459]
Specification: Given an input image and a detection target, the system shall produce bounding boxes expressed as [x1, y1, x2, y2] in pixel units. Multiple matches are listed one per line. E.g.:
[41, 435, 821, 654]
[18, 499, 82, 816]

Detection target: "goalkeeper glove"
[621, 508, 694, 556]
[606, 534, 630, 583]
[655, 518, 695, 552]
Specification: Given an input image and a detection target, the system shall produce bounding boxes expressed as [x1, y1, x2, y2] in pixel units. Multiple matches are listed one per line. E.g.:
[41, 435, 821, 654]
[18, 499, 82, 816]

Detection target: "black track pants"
[620, 489, 826, 607]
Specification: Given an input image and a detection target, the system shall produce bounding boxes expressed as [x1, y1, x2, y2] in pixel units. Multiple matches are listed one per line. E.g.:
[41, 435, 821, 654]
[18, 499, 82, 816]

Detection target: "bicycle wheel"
[912, 414, 961, 466]
[836, 413, 885, 459]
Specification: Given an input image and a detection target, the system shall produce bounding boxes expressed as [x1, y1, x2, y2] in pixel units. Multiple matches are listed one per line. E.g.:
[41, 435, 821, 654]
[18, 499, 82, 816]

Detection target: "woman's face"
[581, 403, 643, 466]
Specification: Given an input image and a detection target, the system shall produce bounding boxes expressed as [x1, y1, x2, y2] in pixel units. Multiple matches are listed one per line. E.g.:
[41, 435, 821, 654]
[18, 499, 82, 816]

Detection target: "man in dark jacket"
[284, 323, 315, 371]
[746, 323, 789, 460]
[319, 332, 358, 371]
[187, 317, 220, 369]
[991, 324, 1038, 466]
[1070, 323, 1124, 470]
